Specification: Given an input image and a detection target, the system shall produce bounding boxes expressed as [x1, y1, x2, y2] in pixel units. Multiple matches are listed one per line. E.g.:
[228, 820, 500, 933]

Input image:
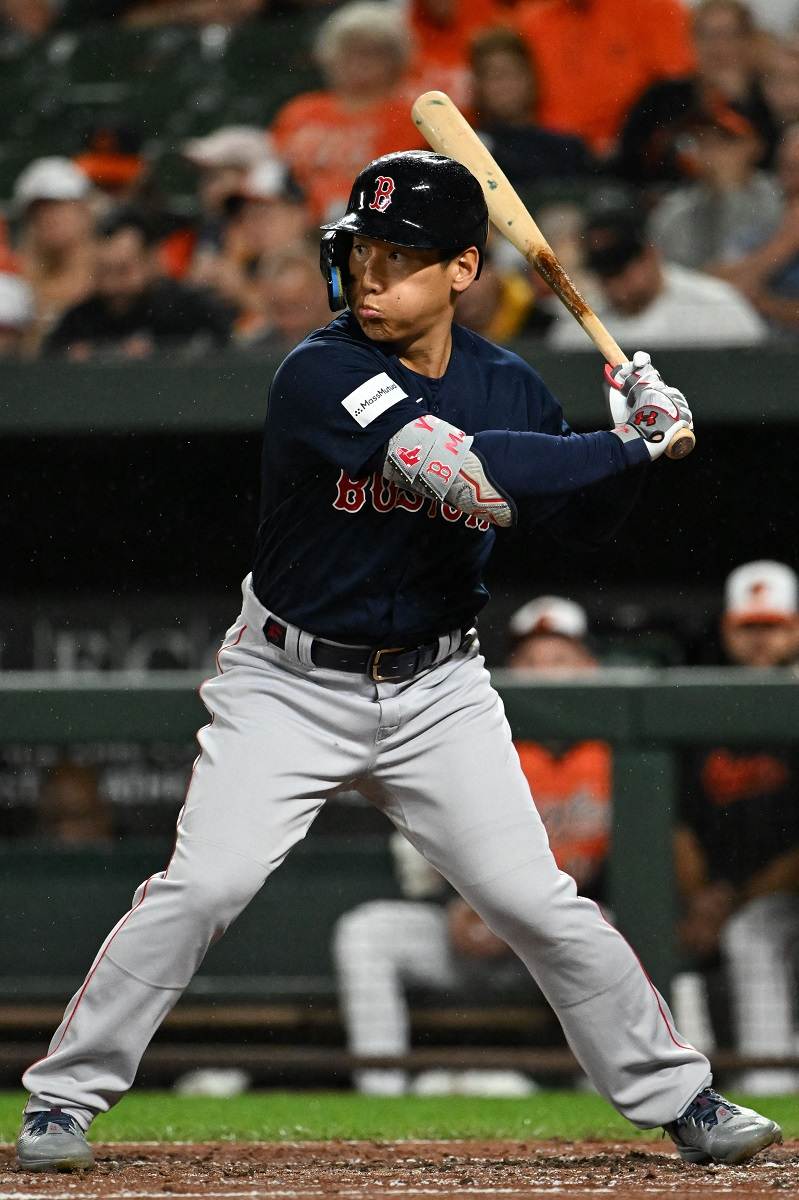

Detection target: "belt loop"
[436, 633, 449, 664]
[297, 630, 315, 667]
[282, 622, 302, 663]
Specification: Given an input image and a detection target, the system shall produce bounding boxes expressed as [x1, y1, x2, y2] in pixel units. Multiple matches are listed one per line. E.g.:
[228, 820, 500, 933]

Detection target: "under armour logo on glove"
[606, 349, 693, 461]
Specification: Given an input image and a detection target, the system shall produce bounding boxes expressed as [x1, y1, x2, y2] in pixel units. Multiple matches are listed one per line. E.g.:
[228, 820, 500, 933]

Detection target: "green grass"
[2, 1090, 798, 1144]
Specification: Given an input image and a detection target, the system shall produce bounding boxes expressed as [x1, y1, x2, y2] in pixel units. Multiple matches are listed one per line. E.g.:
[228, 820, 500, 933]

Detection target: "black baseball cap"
[583, 211, 648, 279]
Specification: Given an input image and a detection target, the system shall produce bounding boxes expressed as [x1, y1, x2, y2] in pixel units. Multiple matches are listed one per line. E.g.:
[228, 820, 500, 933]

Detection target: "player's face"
[722, 618, 799, 667]
[348, 236, 478, 344]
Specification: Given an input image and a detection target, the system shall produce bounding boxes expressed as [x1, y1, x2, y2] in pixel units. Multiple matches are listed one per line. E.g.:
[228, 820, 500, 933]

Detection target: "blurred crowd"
[2, 0, 799, 358]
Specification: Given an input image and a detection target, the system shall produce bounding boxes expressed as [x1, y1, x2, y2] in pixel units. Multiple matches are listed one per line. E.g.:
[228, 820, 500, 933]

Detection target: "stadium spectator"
[45, 211, 234, 359]
[197, 155, 310, 318]
[119, 0, 263, 27]
[333, 597, 611, 1096]
[72, 123, 197, 277]
[550, 209, 766, 349]
[685, 0, 799, 38]
[183, 126, 274, 273]
[231, 160, 308, 262]
[270, 1, 426, 221]
[0, 216, 17, 272]
[648, 104, 782, 272]
[512, 0, 695, 157]
[454, 250, 551, 341]
[408, 0, 505, 108]
[0, 271, 35, 359]
[470, 27, 594, 188]
[762, 35, 799, 132]
[710, 123, 799, 336]
[12, 157, 95, 350]
[675, 560, 799, 1095]
[236, 245, 330, 353]
[0, 0, 56, 55]
[616, 1, 778, 185]
[36, 762, 112, 847]
[74, 124, 147, 207]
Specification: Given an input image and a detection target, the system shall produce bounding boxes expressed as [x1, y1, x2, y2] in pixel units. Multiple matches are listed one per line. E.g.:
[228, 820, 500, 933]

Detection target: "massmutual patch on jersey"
[341, 372, 408, 428]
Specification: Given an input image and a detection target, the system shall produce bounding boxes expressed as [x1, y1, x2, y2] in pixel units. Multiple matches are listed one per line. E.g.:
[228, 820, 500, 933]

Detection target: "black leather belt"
[263, 617, 471, 683]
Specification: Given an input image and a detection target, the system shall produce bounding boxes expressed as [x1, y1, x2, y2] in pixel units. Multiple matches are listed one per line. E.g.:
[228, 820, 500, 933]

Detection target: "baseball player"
[17, 151, 780, 1172]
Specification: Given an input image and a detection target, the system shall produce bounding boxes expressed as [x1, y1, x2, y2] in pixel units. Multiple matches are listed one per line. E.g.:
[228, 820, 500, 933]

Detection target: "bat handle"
[596, 327, 696, 461]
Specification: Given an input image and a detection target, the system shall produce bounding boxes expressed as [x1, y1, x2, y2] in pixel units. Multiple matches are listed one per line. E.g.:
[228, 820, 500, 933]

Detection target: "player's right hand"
[606, 350, 693, 462]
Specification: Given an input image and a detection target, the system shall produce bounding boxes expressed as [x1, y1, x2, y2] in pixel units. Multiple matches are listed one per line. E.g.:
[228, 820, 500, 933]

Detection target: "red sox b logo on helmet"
[369, 176, 395, 212]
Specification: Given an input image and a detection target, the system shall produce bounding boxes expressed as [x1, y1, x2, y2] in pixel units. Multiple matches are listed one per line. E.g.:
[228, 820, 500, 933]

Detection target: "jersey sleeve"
[469, 362, 648, 502]
[267, 337, 425, 477]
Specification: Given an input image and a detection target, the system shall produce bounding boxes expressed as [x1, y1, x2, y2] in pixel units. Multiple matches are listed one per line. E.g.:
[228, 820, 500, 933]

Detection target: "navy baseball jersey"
[253, 311, 646, 644]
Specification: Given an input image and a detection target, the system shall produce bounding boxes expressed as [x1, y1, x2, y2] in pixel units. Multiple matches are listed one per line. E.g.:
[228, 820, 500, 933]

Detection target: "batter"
[17, 151, 780, 1172]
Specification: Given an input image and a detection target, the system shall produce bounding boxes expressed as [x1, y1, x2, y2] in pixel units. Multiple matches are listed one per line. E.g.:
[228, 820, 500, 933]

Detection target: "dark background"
[2, 422, 789, 666]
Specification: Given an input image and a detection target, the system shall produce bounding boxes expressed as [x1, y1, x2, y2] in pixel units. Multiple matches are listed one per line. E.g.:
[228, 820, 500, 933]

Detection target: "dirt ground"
[1, 1138, 797, 1199]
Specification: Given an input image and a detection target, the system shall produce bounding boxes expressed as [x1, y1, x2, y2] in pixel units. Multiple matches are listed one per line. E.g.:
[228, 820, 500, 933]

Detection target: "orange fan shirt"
[271, 90, 428, 222]
[408, 0, 508, 107]
[514, 0, 695, 154]
[515, 739, 611, 890]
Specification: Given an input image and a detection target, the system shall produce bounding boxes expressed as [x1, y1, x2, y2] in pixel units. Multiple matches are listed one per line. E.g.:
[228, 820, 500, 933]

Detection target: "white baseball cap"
[239, 155, 290, 201]
[182, 126, 272, 169]
[724, 560, 798, 625]
[508, 595, 589, 641]
[0, 273, 34, 329]
[13, 157, 91, 212]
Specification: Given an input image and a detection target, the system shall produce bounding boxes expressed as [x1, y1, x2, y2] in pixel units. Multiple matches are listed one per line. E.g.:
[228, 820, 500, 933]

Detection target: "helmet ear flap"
[320, 230, 352, 312]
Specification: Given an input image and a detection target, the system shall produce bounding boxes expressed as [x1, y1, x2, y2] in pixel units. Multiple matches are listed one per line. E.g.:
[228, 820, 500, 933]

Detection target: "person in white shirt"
[549, 210, 767, 351]
[648, 107, 782, 271]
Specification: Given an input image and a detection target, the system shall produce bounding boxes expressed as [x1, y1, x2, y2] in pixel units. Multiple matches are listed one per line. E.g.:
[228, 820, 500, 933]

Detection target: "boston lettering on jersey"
[253, 312, 568, 644]
[332, 469, 491, 530]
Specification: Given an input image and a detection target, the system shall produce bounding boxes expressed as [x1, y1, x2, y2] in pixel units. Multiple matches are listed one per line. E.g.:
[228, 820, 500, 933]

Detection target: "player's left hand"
[606, 350, 693, 461]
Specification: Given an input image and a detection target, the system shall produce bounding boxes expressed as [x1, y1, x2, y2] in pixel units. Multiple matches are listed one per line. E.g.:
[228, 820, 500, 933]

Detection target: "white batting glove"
[606, 351, 693, 462]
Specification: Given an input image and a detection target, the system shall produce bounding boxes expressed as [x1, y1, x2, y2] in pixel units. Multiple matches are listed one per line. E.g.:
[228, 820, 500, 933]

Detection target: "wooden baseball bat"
[411, 90, 695, 461]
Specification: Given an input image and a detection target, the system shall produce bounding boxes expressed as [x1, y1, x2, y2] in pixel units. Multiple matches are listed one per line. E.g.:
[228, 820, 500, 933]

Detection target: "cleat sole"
[18, 1156, 94, 1173]
[715, 1123, 783, 1166]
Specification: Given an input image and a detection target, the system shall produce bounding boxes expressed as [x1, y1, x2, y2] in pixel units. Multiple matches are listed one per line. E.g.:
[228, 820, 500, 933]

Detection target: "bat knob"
[665, 428, 696, 461]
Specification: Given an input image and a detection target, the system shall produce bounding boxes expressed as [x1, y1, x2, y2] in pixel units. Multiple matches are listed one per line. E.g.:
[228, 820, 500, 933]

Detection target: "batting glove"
[606, 350, 693, 462]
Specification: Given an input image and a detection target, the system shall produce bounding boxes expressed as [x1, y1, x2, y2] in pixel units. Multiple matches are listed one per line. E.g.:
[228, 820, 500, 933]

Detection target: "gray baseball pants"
[24, 576, 710, 1129]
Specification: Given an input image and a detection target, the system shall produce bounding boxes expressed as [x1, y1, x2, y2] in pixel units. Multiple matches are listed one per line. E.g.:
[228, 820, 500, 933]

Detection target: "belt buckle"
[370, 647, 405, 682]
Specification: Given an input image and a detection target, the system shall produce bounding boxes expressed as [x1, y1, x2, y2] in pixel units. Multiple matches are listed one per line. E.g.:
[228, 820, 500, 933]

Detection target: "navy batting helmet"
[320, 150, 489, 311]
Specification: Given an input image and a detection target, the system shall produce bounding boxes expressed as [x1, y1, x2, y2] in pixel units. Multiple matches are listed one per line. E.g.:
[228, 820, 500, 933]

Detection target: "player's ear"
[450, 246, 480, 293]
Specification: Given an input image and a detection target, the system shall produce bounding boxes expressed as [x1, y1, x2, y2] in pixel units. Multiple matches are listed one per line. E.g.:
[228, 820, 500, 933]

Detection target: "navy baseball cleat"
[666, 1087, 783, 1165]
[15, 1109, 94, 1172]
